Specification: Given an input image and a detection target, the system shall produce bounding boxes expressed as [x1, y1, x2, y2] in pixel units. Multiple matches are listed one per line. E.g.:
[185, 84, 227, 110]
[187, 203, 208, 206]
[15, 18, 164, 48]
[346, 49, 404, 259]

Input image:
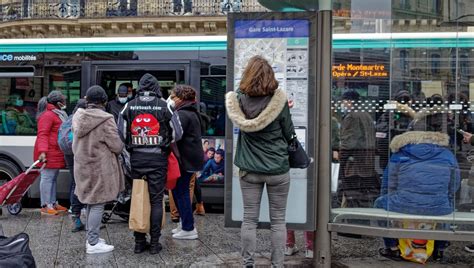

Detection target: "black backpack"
[0, 233, 36, 268]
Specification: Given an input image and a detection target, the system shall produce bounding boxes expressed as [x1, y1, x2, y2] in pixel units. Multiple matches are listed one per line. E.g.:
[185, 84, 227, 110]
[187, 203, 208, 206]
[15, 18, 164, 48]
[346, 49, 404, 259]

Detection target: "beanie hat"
[47, 90, 65, 104]
[117, 85, 128, 94]
[86, 85, 108, 104]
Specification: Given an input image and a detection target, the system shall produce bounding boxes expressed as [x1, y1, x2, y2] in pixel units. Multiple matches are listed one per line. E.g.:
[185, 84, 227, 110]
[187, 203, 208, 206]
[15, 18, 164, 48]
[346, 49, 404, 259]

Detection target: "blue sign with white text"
[235, 20, 309, 38]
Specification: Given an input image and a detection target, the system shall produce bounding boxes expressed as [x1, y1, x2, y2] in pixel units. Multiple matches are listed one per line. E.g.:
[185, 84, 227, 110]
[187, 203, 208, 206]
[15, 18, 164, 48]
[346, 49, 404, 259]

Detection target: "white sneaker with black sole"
[172, 222, 182, 234]
[86, 241, 114, 254]
[172, 228, 198, 240]
[465, 244, 474, 253]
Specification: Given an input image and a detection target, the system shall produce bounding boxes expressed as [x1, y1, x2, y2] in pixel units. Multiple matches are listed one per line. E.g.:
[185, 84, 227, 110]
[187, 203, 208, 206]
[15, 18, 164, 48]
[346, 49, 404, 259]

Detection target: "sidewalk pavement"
[0, 209, 473, 267]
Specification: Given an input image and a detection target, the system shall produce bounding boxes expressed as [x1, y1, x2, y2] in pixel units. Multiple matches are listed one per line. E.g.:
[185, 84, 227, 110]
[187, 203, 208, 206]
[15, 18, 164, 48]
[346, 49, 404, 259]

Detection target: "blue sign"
[235, 20, 309, 39]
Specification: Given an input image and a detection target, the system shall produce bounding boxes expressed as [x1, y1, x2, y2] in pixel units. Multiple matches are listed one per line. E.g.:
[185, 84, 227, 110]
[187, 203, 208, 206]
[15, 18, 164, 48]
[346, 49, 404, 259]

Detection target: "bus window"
[46, 67, 81, 115]
[0, 77, 38, 135]
[97, 69, 183, 101]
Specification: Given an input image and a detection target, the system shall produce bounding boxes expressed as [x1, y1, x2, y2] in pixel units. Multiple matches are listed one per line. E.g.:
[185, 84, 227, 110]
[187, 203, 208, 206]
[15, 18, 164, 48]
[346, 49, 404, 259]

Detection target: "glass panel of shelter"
[332, 24, 474, 237]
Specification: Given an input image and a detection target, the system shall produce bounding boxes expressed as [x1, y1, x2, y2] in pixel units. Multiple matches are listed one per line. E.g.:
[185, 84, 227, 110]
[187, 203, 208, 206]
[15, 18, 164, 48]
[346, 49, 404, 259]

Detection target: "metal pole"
[314, 0, 332, 267]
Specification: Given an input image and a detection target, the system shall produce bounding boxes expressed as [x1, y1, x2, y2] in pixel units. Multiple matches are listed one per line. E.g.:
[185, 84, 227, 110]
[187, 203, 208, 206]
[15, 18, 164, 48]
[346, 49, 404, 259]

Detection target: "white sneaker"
[172, 228, 198, 240]
[86, 241, 114, 254]
[465, 244, 474, 253]
[305, 249, 314, 258]
[284, 246, 298, 256]
[172, 222, 182, 234]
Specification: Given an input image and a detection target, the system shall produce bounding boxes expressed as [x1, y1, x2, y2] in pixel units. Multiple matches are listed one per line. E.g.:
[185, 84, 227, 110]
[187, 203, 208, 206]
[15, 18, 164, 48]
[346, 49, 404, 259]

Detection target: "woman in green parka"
[226, 55, 296, 268]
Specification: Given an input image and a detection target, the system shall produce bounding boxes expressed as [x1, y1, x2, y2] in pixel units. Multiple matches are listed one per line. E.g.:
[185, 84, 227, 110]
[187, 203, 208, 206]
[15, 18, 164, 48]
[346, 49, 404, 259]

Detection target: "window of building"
[400, 50, 409, 76]
[460, 54, 469, 76]
[431, 53, 440, 75]
[450, 49, 457, 78]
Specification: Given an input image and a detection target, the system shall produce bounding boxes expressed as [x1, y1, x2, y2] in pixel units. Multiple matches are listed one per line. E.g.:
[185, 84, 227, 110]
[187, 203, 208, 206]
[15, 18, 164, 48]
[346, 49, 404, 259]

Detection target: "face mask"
[118, 97, 128, 104]
[166, 97, 176, 108]
[127, 94, 133, 100]
[58, 102, 67, 110]
[15, 99, 23, 107]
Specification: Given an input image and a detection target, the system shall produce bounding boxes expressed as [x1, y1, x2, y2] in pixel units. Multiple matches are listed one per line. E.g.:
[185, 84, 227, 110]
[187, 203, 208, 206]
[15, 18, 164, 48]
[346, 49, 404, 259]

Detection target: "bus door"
[81, 60, 201, 100]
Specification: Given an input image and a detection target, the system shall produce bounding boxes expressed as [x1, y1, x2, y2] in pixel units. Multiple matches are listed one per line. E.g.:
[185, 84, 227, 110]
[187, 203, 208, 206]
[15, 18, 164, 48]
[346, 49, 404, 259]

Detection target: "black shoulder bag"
[288, 136, 312, 169]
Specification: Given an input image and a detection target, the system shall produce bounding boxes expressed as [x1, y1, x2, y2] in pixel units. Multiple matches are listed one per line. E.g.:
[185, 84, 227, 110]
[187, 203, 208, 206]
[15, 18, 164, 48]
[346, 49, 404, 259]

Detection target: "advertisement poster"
[199, 137, 225, 184]
[231, 19, 310, 224]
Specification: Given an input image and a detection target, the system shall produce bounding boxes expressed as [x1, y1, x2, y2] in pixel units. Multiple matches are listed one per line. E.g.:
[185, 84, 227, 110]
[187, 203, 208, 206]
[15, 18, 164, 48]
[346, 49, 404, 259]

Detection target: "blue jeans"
[86, 203, 105, 246]
[40, 168, 59, 206]
[172, 171, 194, 231]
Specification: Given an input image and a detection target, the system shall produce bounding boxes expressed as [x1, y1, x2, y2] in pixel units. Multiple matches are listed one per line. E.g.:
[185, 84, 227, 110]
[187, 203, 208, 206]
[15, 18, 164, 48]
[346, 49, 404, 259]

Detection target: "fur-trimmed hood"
[225, 88, 287, 133]
[390, 131, 449, 153]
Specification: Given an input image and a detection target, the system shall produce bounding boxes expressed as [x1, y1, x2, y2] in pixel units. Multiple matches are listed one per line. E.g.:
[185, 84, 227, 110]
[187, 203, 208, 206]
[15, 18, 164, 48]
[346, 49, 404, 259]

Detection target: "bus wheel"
[0, 158, 21, 187]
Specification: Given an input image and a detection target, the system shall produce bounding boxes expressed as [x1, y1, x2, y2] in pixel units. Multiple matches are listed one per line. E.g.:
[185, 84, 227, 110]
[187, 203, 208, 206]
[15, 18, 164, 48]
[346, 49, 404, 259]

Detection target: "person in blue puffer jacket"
[375, 110, 461, 262]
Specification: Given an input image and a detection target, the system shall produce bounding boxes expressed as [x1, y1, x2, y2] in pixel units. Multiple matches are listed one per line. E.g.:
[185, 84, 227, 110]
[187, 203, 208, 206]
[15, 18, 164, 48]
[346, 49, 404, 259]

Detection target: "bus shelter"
[226, 1, 474, 267]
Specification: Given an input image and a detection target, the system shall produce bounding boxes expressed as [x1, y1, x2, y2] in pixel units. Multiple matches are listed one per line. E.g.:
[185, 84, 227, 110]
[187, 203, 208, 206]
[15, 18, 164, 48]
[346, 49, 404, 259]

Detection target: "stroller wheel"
[102, 213, 111, 224]
[7, 203, 22, 215]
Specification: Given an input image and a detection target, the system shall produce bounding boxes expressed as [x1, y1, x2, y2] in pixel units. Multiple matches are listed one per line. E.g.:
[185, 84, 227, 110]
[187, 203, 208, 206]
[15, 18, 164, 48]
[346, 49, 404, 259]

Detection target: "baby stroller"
[102, 177, 132, 223]
[102, 149, 132, 223]
[0, 160, 45, 215]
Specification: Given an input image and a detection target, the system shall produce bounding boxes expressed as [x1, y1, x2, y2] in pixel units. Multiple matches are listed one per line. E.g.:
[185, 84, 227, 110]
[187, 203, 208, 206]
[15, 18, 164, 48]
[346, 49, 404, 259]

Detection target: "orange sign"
[332, 64, 389, 78]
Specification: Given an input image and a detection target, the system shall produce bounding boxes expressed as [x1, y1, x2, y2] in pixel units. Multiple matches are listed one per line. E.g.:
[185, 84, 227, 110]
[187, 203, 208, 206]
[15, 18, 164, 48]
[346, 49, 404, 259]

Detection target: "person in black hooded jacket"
[107, 83, 133, 122]
[167, 84, 204, 240]
[118, 73, 181, 254]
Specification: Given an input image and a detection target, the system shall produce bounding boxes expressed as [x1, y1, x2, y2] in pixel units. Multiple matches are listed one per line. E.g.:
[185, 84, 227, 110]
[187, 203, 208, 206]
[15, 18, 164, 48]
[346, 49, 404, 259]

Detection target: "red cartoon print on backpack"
[131, 113, 161, 145]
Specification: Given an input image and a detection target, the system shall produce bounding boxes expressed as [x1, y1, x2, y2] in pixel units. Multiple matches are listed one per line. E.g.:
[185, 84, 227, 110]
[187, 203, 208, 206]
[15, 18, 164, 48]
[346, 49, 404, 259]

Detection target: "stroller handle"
[25, 160, 46, 174]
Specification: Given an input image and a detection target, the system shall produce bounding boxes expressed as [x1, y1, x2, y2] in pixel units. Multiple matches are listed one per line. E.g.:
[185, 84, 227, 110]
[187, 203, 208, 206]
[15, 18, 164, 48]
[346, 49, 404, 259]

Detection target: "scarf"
[175, 100, 196, 111]
[52, 109, 68, 122]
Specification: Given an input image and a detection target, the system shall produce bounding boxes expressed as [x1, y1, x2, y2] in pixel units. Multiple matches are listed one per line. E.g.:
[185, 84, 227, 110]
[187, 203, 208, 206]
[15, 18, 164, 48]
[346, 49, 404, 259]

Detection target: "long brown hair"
[239, 56, 279, 97]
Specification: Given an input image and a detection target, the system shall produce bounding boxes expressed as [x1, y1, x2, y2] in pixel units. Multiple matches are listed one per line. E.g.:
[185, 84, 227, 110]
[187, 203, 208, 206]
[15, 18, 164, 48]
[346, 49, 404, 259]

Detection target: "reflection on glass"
[200, 76, 226, 136]
[0, 77, 37, 135]
[338, 90, 379, 208]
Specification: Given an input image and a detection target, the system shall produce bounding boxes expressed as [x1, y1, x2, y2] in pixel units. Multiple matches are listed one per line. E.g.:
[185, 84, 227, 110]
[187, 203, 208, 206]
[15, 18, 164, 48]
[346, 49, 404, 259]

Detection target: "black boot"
[149, 236, 162, 255]
[149, 243, 162, 255]
[134, 239, 148, 254]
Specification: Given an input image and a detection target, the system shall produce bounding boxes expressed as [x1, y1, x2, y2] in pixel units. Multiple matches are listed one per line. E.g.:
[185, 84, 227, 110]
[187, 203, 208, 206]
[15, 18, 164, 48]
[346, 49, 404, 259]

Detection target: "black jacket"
[175, 102, 204, 172]
[118, 74, 179, 171]
[106, 99, 125, 122]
